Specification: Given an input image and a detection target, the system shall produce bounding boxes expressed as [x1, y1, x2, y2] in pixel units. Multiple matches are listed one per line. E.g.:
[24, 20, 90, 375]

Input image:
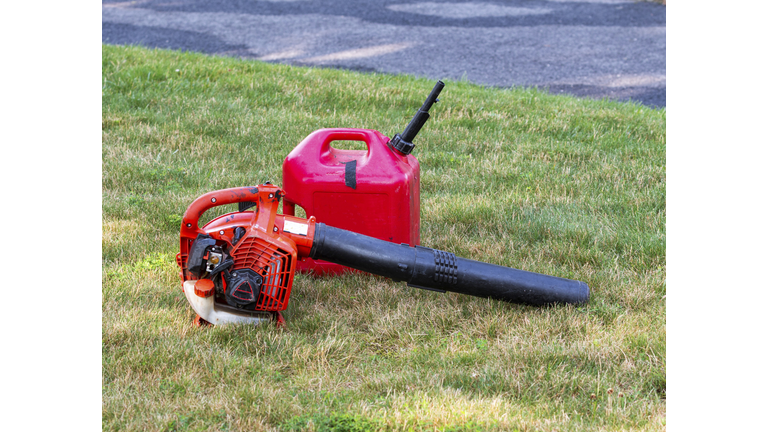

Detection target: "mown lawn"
[102, 44, 665, 431]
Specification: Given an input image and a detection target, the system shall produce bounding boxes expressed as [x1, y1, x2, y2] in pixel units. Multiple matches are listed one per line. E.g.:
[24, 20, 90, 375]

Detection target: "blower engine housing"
[177, 185, 315, 325]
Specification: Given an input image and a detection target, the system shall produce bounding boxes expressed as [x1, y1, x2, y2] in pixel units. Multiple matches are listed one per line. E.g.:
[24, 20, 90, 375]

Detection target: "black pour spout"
[389, 80, 445, 156]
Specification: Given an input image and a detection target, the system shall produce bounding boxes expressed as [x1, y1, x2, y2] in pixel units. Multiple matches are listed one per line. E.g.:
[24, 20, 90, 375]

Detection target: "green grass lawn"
[102, 44, 665, 431]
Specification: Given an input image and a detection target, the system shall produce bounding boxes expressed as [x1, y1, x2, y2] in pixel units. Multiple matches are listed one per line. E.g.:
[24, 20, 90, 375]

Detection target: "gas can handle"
[319, 129, 376, 154]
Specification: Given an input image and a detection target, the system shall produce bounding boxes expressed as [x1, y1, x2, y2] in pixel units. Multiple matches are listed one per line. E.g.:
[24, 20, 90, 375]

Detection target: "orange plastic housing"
[177, 185, 316, 313]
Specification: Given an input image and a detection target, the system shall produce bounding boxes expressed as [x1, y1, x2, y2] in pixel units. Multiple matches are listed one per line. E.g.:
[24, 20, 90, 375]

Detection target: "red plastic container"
[282, 128, 420, 275]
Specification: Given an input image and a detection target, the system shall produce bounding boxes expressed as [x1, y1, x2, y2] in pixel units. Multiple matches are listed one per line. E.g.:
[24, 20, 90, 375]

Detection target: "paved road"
[102, 0, 665, 107]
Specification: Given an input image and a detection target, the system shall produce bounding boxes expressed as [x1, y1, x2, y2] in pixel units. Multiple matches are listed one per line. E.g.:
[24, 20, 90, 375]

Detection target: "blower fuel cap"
[194, 279, 215, 298]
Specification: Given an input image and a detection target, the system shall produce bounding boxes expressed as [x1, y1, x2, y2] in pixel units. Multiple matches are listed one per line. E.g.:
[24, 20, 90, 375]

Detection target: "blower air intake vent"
[231, 236, 294, 311]
[176, 252, 188, 270]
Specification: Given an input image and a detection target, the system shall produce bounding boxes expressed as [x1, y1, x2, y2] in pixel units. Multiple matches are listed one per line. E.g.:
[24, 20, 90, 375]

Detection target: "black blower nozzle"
[310, 224, 589, 306]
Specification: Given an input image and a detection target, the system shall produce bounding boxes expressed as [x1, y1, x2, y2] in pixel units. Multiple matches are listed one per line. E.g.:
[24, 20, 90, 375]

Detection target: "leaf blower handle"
[309, 223, 589, 306]
[180, 186, 262, 236]
[389, 80, 445, 156]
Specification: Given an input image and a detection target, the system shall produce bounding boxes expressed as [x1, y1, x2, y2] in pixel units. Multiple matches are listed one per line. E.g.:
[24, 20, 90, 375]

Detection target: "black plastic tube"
[309, 223, 589, 306]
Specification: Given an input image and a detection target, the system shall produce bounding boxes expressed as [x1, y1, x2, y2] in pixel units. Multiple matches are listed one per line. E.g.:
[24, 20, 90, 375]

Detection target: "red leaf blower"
[176, 184, 589, 326]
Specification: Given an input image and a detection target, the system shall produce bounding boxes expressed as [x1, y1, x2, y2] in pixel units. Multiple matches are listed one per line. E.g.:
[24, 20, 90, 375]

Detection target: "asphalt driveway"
[102, 0, 665, 107]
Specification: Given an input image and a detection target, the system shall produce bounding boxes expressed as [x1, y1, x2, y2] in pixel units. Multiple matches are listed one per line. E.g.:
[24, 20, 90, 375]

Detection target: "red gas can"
[282, 128, 420, 275]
